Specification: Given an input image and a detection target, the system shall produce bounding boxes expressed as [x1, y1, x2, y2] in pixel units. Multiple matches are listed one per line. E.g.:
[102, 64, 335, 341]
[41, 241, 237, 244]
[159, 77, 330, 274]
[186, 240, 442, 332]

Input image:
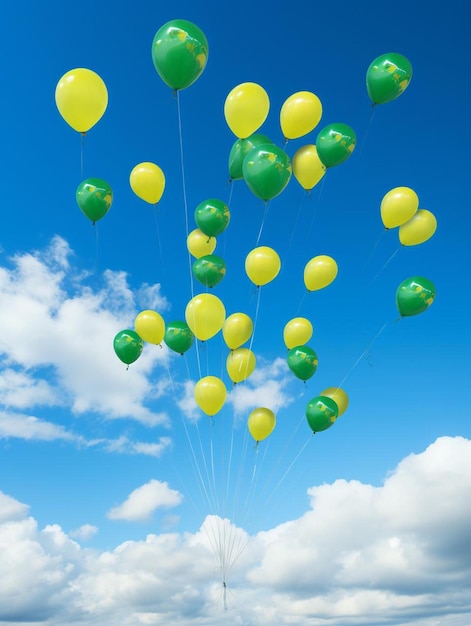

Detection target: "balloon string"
[255, 200, 270, 246]
[80, 132, 85, 179]
[94, 222, 99, 275]
[306, 174, 327, 241]
[337, 320, 390, 389]
[282, 187, 306, 266]
[367, 247, 400, 288]
[249, 286, 262, 352]
[357, 104, 376, 161]
[363, 228, 386, 270]
[153, 205, 165, 282]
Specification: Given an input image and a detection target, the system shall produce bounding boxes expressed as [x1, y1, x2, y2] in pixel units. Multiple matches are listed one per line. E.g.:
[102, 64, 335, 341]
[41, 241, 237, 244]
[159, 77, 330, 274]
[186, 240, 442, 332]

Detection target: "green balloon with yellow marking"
[366, 53, 413, 105]
[396, 276, 436, 317]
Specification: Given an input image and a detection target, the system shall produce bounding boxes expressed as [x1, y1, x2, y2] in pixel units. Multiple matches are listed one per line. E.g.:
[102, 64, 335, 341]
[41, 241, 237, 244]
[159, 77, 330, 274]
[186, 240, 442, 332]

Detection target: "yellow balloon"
[194, 376, 227, 416]
[304, 255, 338, 291]
[292, 145, 326, 191]
[245, 246, 281, 286]
[134, 310, 165, 345]
[130, 162, 166, 204]
[283, 317, 313, 349]
[399, 209, 437, 246]
[224, 82, 270, 139]
[248, 407, 276, 442]
[187, 228, 216, 259]
[280, 91, 323, 140]
[55, 68, 108, 133]
[223, 313, 253, 350]
[380, 186, 419, 229]
[226, 348, 256, 383]
[185, 293, 225, 341]
[320, 387, 349, 417]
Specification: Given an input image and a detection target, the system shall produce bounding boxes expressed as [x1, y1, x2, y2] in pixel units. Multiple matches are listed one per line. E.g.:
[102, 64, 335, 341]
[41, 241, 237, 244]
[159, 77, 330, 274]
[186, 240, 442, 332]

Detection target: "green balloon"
[396, 276, 436, 317]
[243, 144, 292, 201]
[287, 345, 318, 381]
[228, 133, 273, 181]
[113, 330, 143, 365]
[192, 254, 226, 288]
[316, 123, 356, 168]
[194, 199, 230, 237]
[306, 396, 338, 433]
[151, 20, 208, 90]
[76, 178, 113, 224]
[366, 53, 413, 105]
[164, 321, 194, 354]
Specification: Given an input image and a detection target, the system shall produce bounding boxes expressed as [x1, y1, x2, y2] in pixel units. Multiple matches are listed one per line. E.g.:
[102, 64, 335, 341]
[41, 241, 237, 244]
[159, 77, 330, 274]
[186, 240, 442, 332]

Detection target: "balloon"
[306, 395, 338, 433]
[380, 186, 419, 229]
[187, 228, 216, 259]
[248, 407, 276, 442]
[243, 144, 292, 201]
[185, 293, 226, 341]
[280, 91, 323, 140]
[316, 123, 356, 168]
[164, 320, 194, 354]
[76, 178, 112, 224]
[55, 68, 108, 133]
[245, 246, 281, 287]
[226, 348, 256, 383]
[192, 254, 226, 288]
[283, 317, 313, 350]
[366, 53, 413, 105]
[224, 82, 270, 139]
[228, 133, 273, 181]
[320, 387, 349, 417]
[292, 145, 326, 191]
[130, 162, 165, 204]
[194, 376, 226, 416]
[223, 313, 253, 350]
[287, 345, 318, 381]
[304, 255, 338, 291]
[194, 199, 230, 237]
[113, 330, 144, 366]
[396, 276, 436, 317]
[134, 310, 165, 345]
[151, 20, 208, 90]
[399, 209, 437, 246]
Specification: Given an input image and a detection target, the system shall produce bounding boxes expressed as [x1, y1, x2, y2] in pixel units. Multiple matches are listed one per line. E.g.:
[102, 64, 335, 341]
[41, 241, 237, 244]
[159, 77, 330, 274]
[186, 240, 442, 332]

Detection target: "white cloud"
[107, 479, 183, 522]
[70, 524, 99, 541]
[0, 411, 78, 441]
[1, 437, 471, 625]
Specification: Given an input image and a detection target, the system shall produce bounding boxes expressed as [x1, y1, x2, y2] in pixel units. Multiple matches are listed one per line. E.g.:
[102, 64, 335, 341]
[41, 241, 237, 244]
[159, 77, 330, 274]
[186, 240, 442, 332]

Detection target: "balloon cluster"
[55, 19, 432, 445]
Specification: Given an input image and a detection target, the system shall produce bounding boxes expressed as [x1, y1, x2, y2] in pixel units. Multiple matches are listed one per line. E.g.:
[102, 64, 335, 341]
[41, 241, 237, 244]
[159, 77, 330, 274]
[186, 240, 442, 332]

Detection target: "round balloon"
[320, 387, 349, 417]
[304, 255, 338, 291]
[164, 320, 194, 354]
[316, 123, 356, 168]
[306, 395, 338, 433]
[55, 68, 108, 133]
[134, 310, 165, 345]
[130, 162, 165, 204]
[243, 144, 292, 201]
[228, 133, 273, 180]
[194, 199, 230, 237]
[396, 276, 436, 317]
[245, 246, 281, 287]
[287, 345, 318, 381]
[151, 20, 208, 90]
[185, 293, 226, 341]
[224, 82, 270, 139]
[248, 407, 276, 442]
[187, 228, 216, 259]
[192, 254, 226, 288]
[399, 209, 437, 246]
[76, 178, 112, 223]
[366, 53, 413, 105]
[380, 187, 419, 229]
[283, 317, 313, 350]
[223, 312, 253, 350]
[280, 91, 322, 140]
[292, 145, 326, 191]
[113, 329, 144, 366]
[226, 347, 256, 383]
[194, 376, 226, 416]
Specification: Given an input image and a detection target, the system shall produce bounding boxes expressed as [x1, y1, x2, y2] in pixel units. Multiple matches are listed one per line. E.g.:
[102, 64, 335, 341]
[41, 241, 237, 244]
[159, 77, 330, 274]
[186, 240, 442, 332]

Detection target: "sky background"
[1, 0, 470, 624]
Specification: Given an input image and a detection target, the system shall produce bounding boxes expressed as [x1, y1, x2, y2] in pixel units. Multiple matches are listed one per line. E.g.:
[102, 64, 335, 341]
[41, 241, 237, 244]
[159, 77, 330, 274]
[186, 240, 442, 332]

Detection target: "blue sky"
[1, 0, 470, 624]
